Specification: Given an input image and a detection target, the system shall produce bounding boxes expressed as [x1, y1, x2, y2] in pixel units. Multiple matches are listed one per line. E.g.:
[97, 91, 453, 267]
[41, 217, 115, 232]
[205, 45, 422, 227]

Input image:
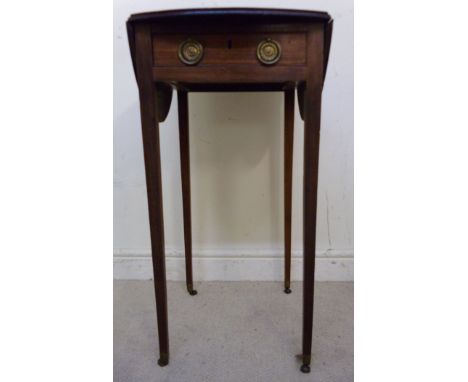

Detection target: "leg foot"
[187, 284, 197, 296]
[284, 280, 292, 294]
[300, 364, 311, 373]
[158, 353, 169, 367]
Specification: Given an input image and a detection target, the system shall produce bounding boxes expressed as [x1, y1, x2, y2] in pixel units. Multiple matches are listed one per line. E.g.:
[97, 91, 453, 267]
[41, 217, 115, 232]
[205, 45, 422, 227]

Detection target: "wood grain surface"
[153, 33, 306, 67]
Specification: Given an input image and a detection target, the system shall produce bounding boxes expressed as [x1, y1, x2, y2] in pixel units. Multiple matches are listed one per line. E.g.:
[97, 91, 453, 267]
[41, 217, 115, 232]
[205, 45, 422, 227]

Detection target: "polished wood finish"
[177, 91, 197, 296]
[134, 23, 169, 367]
[154, 82, 173, 122]
[127, 8, 333, 373]
[302, 25, 324, 372]
[324, 19, 334, 80]
[128, 8, 330, 27]
[284, 89, 294, 294]
[297, 81, 305, 120]
[153, 33, 306, 66]
[152, 65, 307, 84]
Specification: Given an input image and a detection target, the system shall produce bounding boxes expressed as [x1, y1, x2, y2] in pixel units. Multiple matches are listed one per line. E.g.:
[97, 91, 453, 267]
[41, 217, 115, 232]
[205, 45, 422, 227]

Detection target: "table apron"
[152, 66, 307, 83]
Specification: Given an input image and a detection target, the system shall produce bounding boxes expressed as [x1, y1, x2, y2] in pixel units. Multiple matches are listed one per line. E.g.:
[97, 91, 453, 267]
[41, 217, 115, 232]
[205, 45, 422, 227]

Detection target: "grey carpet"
[114, 281, 353, 382]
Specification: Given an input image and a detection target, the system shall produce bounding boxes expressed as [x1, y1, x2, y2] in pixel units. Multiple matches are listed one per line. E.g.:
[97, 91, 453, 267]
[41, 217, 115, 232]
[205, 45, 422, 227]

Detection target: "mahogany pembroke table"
[126, 8, 333, 373]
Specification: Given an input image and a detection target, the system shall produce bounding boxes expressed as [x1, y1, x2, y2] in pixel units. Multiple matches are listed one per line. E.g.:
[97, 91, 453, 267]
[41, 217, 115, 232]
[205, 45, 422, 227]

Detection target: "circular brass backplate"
[178, 39, 204, 65]
[257, 39, 282, 65]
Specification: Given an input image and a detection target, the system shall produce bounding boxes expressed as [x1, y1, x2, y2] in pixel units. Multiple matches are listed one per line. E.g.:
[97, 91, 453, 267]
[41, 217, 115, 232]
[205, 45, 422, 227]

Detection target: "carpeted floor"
[114, 281, 353, 382]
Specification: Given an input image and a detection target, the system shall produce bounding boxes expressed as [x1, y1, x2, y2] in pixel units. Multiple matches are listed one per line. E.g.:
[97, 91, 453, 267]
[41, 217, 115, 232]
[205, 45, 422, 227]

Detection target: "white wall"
[114, 0, 353, 280]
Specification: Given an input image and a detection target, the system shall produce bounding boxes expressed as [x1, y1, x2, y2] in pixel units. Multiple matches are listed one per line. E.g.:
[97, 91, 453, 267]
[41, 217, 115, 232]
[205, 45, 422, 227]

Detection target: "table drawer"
[152, 32, 306, 67]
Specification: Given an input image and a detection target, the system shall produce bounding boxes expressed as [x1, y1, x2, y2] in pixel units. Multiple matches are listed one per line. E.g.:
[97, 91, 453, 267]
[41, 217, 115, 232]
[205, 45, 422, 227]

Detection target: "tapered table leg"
[135, 24, 170, 367]
[177, 91, 197, 296]
[301, 90, 321, 374]
[301, 25, 324, 373]
[284, 89, 294, 294]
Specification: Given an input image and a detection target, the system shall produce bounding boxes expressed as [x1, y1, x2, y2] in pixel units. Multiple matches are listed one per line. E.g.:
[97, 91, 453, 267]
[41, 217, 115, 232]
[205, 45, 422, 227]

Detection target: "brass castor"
[300, 364, 311, 373]
[187, 284, 198, 296]
[158, 354, 169, 367]
[284, 287, 292, 294]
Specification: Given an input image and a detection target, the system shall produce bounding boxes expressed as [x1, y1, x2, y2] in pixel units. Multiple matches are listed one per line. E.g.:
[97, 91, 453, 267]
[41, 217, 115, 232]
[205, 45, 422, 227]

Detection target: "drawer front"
[152, 33, 306, 67]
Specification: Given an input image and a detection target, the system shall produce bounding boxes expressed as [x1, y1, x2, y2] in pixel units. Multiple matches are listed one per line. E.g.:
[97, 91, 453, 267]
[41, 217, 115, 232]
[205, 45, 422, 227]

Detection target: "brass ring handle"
[178, 39, 204, 65]
[257, 39, 282, 65]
